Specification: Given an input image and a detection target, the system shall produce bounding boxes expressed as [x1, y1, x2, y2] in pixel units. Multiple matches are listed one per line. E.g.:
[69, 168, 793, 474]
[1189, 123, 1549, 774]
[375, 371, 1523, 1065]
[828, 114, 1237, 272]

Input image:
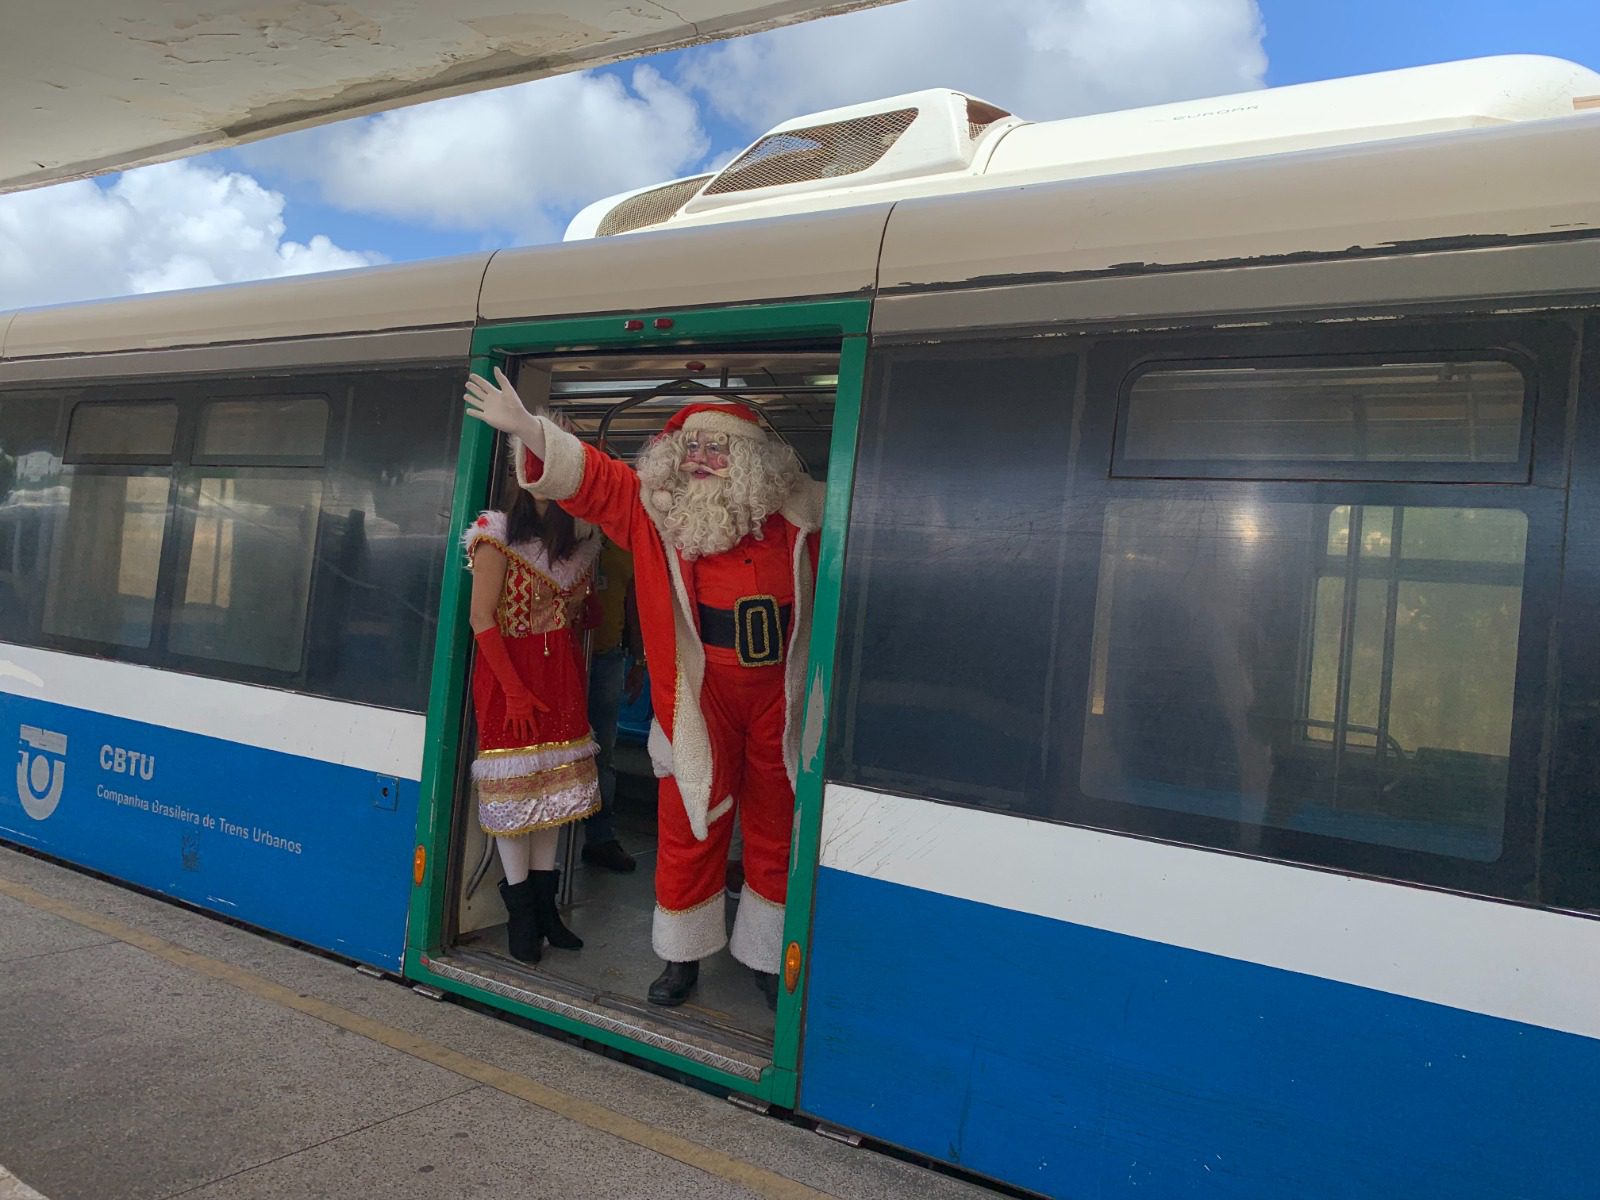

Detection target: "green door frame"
[404, 297, 870, 1106]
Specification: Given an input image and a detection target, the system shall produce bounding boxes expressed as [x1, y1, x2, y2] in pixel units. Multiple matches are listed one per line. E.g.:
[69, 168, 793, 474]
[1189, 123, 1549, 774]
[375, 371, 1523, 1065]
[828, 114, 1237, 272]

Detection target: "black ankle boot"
[581, 837, 636, 874]
[528, 870, 582, 950]
[647, 960, 699, 1007]
[498, 878, 541, 964]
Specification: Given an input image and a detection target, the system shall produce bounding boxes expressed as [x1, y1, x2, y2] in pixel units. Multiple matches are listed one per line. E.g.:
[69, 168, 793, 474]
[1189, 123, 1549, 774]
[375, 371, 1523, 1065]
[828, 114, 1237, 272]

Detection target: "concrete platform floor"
[0, 845, 998, 1200]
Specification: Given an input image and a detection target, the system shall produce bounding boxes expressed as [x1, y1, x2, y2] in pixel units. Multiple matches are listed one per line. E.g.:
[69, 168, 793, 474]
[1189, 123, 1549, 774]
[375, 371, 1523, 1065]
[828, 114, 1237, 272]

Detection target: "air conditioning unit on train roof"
[564, 88, 1017, 239]
[563, 55, 1600, 241]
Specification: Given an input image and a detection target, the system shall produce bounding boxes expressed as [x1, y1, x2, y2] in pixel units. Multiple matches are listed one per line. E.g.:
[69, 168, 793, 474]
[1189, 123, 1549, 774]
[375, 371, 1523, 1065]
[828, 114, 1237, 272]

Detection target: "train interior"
[443, 346, 840, 1057]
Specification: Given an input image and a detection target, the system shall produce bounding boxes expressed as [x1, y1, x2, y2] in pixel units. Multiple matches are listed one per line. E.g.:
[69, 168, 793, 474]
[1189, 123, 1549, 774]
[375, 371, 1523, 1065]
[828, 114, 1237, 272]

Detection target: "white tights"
[495, 829, 559, 885]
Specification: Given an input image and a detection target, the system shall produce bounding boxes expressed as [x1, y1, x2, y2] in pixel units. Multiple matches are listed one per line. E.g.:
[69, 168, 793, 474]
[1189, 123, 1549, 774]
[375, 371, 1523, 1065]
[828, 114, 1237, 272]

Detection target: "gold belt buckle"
[733, 595, 784, 667]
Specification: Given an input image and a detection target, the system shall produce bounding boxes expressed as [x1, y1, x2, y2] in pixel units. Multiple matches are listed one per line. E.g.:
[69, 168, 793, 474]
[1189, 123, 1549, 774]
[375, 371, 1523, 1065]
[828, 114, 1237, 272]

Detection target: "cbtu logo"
[16, 725, 68, 820]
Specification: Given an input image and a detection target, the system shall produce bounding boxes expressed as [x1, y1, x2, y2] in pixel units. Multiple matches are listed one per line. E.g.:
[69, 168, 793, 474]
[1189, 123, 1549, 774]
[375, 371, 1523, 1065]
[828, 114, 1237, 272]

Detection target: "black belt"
[698, 598, 791, 667]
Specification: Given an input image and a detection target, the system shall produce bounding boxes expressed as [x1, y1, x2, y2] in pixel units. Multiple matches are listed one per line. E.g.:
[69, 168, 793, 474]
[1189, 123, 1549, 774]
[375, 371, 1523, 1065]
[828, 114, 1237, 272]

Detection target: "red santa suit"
[513, 404, 822, 972]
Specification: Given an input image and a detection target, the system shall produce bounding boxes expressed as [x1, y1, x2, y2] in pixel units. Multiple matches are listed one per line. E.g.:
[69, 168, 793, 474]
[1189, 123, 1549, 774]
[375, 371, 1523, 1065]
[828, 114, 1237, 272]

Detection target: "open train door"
[403, 298, 869, 1107]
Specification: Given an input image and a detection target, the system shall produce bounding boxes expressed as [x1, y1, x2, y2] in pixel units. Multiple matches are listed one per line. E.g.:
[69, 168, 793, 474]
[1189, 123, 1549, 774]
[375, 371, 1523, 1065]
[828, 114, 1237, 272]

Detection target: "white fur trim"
[463, 509, 600, 591]
[646, 719, 674, 779]
[520, 526, 599, 591]
[652, 897, 728, 963]
[680, 411, 765, 441]
[470, 738, 596, 781]
[664, 546, 716, 841]
[779, 475, 826, 534]
[706, 796, 734, 825]
[728, 885, 786, 973]
[514, 419, 586, 501]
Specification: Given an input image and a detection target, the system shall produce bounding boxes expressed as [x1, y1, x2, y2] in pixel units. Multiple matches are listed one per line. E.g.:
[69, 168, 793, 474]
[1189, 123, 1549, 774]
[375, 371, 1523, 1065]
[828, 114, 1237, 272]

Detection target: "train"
[5, 54, 1600, 1198]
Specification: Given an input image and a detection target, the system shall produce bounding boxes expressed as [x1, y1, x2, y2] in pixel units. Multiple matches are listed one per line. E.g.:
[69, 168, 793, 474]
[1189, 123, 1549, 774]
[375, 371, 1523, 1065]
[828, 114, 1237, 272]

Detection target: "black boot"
[529, 870, 583, 950]
[498, 878, 541, 964]
[754, 970, 779, 1012]
[581, 838, 636, 874]
[647, 960, 699, 1007]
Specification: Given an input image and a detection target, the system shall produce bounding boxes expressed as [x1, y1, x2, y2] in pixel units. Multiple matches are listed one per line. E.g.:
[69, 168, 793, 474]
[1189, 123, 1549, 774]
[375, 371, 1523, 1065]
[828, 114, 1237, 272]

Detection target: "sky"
[1, 0, 1597, 310]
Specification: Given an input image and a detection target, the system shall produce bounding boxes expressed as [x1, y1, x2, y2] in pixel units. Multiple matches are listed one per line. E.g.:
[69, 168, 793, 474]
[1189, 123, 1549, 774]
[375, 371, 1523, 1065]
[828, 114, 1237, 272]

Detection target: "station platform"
[0, 845, 996, 1200]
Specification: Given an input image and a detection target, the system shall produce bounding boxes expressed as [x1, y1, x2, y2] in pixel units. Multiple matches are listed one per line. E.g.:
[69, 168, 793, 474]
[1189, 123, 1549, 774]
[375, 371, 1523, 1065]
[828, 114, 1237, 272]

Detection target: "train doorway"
[407, 301, 869, 1105]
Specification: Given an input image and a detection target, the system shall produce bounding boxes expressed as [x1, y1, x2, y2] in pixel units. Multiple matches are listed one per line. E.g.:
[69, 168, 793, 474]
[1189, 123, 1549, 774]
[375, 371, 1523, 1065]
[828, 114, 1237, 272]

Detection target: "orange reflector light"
[784, 941, 802, 993]
[413, 845, 426, 886]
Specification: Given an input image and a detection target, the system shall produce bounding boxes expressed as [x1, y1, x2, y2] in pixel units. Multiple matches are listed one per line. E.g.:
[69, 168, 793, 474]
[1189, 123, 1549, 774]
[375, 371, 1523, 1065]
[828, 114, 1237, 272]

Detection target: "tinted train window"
[1117, 358, 1527, 480]
[43, 470, 172, 649]
[832, 347, 1078, 813]
[195, 396, 329, 463]
[168, 476, 324, 672]
[65, 401, 178, 460]
[46, 401, 177, 648]
[834, 318, 1570, 904]
[1080, 499, 1527, 862]
[0, 366, 460, 710]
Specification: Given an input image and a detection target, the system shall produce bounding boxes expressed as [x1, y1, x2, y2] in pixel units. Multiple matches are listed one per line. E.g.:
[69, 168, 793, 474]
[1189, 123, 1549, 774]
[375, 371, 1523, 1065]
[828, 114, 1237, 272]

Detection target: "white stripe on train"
[0, 643, 424, 780]
[820, 783, 1600, 1041]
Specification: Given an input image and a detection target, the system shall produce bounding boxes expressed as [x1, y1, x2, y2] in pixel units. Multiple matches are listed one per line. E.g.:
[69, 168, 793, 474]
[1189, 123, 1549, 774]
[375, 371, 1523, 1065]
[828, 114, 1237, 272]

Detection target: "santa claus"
[463, 369, 822, 1009]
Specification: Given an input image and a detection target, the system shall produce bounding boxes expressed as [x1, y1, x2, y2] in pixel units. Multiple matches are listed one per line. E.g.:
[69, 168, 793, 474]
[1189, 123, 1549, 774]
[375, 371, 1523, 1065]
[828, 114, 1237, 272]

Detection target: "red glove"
[474, 628, 548, 742]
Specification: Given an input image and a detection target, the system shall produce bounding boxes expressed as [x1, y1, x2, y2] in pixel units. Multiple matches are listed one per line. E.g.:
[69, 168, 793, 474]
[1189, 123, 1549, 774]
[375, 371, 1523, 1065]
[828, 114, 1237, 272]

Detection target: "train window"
[0, 394, 64, 643]
[195, 396, 329, 464]
[832, 345, 1078, 811]
[1116, 358, 1528, 481]
[839, 317, 1569, 905]
[1079, 499, 1527, 862]
[167, 474, 323, 672]
[4, 366, 457, 709]
[64, 401, 178, 462]
[42, 469, 172, 649]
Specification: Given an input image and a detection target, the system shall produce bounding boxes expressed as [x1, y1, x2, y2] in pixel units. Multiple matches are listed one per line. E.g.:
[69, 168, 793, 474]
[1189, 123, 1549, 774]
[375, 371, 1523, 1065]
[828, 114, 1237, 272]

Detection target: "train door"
[405, 300, 868, 1106]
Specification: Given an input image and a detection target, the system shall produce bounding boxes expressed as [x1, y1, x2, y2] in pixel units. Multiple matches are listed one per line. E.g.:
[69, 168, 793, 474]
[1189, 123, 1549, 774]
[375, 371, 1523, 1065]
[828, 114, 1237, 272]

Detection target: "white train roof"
[2, 55, 1598, 363]
[565, 55, 1600, 239]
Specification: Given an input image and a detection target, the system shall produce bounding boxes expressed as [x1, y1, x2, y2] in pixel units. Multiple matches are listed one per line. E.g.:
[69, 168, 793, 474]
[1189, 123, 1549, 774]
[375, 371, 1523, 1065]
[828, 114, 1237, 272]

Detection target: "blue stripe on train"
[800, 865, 1600, 1199]
[3, 693, 417, 970]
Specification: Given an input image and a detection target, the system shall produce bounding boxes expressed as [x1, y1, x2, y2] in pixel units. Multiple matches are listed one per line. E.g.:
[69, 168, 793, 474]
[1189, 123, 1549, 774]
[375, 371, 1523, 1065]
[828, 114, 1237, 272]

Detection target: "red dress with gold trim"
[464, 510, 601, 836]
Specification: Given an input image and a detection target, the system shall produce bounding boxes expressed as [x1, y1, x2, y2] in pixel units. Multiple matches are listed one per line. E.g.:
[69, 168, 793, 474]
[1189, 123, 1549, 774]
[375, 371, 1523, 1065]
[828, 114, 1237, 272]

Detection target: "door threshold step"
[420, 950, 770, 1081]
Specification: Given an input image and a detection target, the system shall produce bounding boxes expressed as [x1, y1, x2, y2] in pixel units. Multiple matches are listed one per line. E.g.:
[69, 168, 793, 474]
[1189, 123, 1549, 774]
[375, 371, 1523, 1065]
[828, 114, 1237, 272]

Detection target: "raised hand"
[464, 367, 541, 445]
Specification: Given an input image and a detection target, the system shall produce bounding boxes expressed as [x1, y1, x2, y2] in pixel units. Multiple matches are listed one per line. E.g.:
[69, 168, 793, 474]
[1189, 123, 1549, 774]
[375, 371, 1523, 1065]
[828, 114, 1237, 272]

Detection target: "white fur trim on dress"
[646, 719, 674, 779]
[728, 885, 786, 973]
[514, 420, 586, 501]
[463, 509, 600, 590]
[470, 737, 596, 781]
[652, 896, 728, 963]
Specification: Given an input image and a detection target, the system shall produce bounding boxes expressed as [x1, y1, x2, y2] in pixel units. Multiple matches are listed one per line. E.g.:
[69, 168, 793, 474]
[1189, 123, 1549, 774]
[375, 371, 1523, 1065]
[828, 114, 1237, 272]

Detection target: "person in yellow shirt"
[582, 536, 646, 872]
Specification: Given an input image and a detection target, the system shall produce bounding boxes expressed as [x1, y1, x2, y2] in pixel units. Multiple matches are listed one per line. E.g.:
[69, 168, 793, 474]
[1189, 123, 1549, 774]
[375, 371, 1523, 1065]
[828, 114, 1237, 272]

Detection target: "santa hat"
[662, 401, 766, 441]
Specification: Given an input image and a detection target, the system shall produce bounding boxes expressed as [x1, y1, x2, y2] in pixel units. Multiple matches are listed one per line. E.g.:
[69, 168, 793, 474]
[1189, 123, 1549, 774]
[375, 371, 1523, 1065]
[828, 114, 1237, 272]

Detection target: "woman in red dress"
[465, 484, 601, 963]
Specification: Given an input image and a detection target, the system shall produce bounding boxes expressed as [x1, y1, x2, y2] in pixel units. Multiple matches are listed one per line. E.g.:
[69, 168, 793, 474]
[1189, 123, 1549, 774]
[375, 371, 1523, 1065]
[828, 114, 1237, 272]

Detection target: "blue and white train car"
[4, 54, 1600, 1198]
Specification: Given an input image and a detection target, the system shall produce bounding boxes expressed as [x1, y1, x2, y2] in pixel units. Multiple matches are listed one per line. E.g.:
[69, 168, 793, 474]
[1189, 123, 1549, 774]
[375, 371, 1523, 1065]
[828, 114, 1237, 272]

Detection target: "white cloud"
[0, 159, 378, 310]
[241, 65, 710, 244]
[680, 0, 1268, 134]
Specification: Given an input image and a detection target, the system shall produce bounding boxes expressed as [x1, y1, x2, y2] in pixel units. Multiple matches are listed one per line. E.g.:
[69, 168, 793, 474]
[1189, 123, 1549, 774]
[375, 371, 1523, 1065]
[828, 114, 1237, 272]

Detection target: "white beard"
[661, 479, 746, 559]
[637, 431, 800, 560]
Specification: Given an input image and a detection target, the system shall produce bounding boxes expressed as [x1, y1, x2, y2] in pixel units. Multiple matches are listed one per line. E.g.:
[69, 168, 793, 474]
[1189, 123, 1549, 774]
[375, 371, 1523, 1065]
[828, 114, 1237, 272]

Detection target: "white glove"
[463, 367, 543, 450]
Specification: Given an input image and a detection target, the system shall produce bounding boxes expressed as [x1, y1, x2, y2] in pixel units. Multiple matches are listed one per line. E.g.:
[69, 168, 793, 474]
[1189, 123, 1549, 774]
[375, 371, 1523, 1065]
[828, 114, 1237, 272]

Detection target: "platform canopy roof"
[2, 0, 894, 195]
